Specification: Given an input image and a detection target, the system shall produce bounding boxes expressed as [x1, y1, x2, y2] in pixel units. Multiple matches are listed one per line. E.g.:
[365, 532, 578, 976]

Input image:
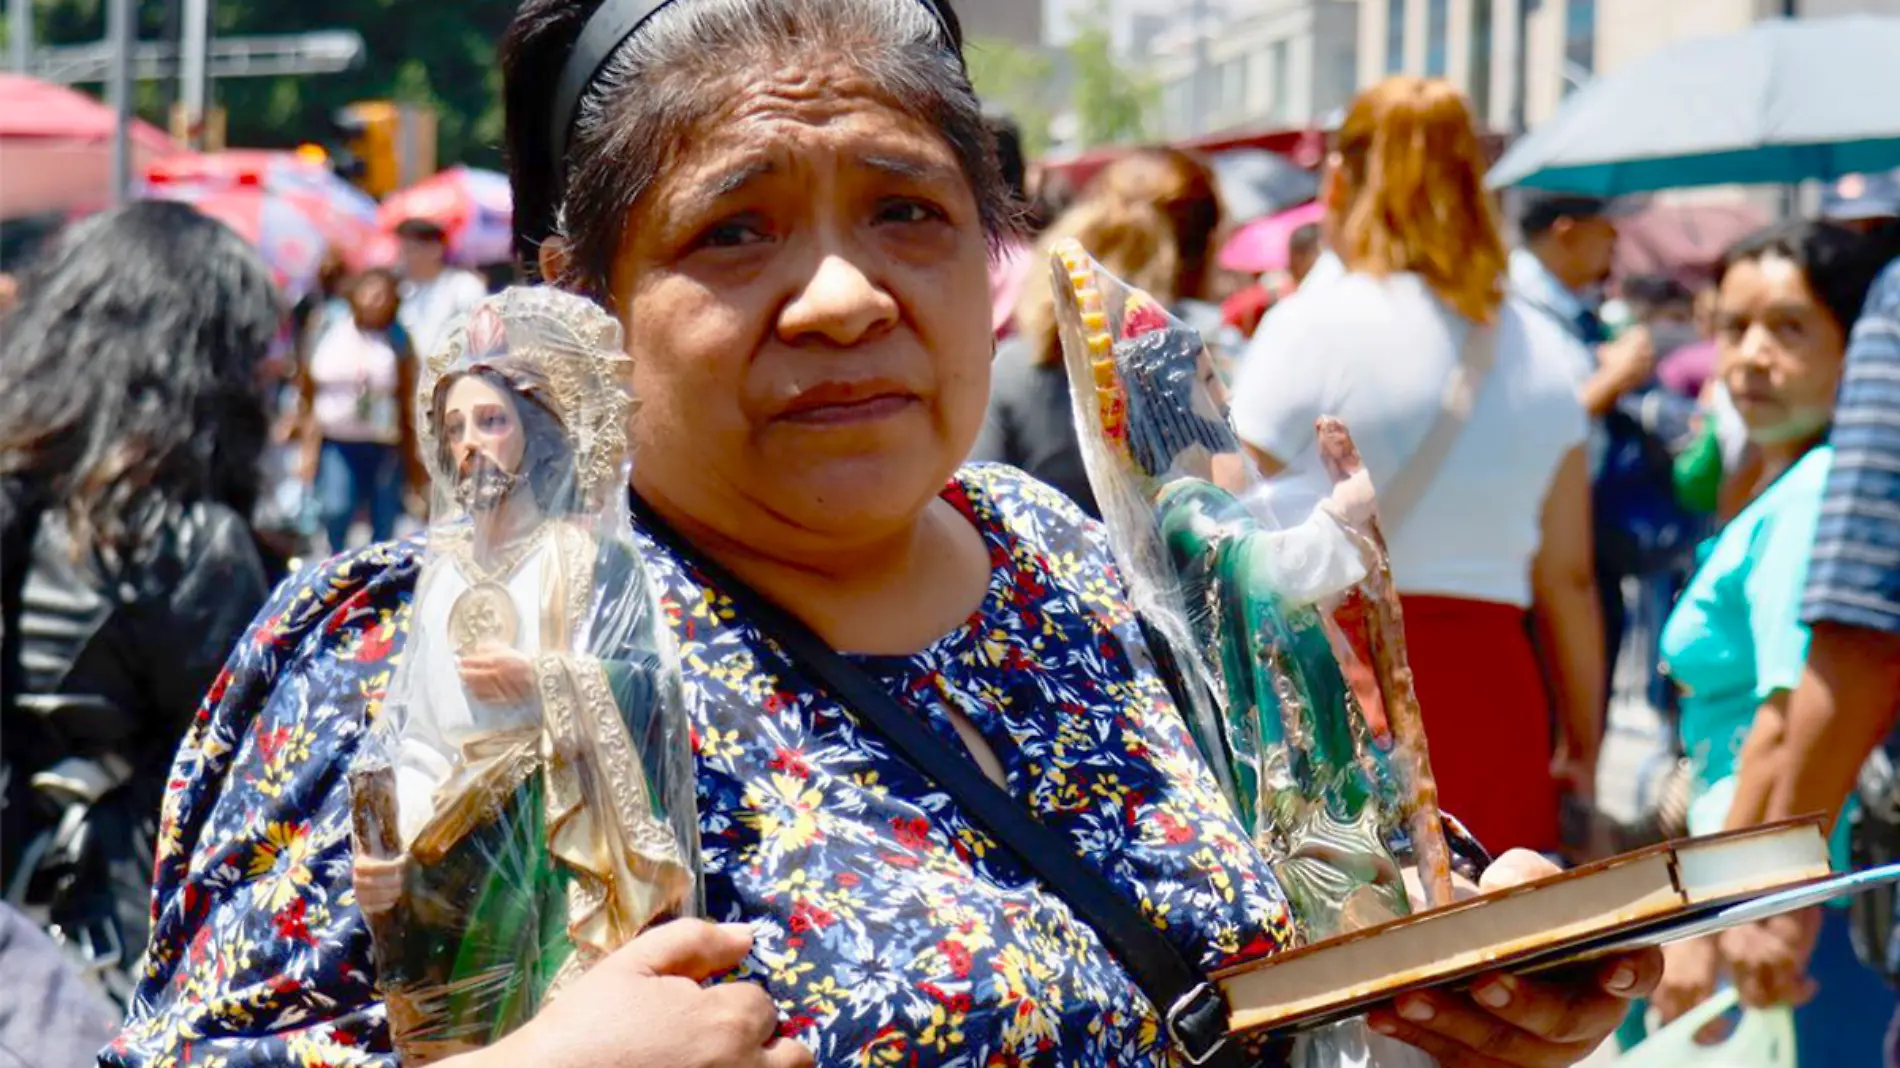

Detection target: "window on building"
[1565, 0, 1596, 84]
[1270, 38, 1291, 123]
[1386, 0, 1405, 74]
[1426, 0, 1449, 76]
[1470, 0, 1494, 124]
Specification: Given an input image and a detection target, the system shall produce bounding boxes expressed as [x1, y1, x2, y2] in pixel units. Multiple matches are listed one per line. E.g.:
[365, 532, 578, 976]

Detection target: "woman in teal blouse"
[1650, 220, 1893, 1062]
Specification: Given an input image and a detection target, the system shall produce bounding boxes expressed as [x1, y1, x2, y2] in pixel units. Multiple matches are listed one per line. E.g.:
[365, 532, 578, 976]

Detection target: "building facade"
[1148, 0, 1363, 139]
[955, 0, 1046, 47]
[1359, 0, 1900, 132]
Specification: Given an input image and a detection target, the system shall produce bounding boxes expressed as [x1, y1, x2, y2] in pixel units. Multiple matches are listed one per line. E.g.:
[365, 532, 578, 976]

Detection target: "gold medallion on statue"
[449, 582, 519, 654]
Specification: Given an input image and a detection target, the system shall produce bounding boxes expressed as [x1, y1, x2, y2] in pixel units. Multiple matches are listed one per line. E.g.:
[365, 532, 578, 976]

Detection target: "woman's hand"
[462, 919, 812, 1068]
[1366, 850, 1663, 1067]
[459, 645, 537, 704]
[1717, 909, 1821, 1010]
[1651, 936, 1720, 1026]
[352, 854, 406, 915]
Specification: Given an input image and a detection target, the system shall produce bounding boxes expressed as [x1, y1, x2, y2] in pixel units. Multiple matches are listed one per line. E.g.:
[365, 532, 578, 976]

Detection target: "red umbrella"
[376, 166, 515, 266]
[146, 150, 382, 268]
[1613, 201, 1770, 286]
[0, 74, 178, 218]
[154, 186, 328, 299]
[1217, 200, 1324, 275]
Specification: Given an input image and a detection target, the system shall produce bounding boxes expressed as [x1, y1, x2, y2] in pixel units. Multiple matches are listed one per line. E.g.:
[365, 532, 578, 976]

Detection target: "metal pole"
[8, 0, 31, 73]
[180, 0, 207, 148]
[107, 0, 134, 206]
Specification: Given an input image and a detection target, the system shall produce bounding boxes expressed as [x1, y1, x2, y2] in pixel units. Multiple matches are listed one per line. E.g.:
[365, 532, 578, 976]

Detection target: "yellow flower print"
[738, 773, 830, 859]
[918, 1001, 966, 1051]
[246, 820, 314, 911]
[699, 725, 743, 761]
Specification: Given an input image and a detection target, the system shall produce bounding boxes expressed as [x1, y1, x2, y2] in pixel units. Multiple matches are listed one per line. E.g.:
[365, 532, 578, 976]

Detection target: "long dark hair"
[0, 201, 279, 563]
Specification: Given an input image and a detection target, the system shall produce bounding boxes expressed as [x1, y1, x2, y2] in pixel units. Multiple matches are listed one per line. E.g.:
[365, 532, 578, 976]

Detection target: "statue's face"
[442, 375, 530, 513]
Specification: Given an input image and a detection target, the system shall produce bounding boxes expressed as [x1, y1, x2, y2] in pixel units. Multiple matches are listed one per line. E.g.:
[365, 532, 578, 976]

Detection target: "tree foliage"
[964, 34, 1055, 158]
[1065, 0, 1158, 149]
[17, 0, 514, 168]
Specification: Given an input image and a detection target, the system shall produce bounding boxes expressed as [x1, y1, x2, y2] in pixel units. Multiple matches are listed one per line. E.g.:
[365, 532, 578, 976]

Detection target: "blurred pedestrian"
[394, 218, 488, 359]
[986, 110, 1036, 338]
[1231, 76, 1600, 856]
[975, 149, 1229, 517]
[0, 201, 275, 1005]
[299, 267, 419, 551]
[1287, 221, 1323, 288]
[1821, 170, 1900, 237]
[1650, 219, 1894, 1065]
[1711, 233, 1900, 1068]
[0, 900, 118, 1068]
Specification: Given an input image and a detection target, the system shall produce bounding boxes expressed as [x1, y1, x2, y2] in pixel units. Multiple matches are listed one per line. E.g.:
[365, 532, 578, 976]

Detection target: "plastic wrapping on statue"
[1047, 240, 1409, 944]
[347, 288, 699, 1065]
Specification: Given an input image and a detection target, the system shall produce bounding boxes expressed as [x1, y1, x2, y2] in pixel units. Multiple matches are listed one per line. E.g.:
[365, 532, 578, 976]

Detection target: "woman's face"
[353, 278, 399, 330]
[609, 61, 993, 555]
[1715, 254, 1846, 445]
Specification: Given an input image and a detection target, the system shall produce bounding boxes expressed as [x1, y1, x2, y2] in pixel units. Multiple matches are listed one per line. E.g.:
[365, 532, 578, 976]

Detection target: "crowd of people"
[1, 1, 1897, 1066]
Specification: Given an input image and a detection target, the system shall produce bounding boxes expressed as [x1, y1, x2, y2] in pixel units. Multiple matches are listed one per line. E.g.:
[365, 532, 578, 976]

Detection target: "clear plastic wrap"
[347, 287, 699, 1064]
[1049, 239, 1445, 1065]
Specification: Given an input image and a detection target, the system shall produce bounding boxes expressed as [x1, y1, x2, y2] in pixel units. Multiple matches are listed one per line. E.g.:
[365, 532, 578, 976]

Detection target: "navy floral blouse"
[108, 465, 1296, 1067]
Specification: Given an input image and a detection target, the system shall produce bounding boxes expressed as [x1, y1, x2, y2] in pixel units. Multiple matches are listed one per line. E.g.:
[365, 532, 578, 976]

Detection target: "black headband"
[549, 0, 966, 173]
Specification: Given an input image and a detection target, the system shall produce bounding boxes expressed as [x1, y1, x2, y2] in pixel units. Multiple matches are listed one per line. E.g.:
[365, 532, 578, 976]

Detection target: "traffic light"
[333, 101, 399, 197]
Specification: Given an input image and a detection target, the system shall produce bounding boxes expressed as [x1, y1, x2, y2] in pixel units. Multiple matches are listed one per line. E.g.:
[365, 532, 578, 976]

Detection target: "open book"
[1219, 817, 1893, 1036]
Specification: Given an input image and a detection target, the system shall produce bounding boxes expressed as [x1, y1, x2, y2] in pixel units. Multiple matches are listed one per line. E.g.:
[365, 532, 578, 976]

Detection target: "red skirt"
[1395, 595, 1559, 855]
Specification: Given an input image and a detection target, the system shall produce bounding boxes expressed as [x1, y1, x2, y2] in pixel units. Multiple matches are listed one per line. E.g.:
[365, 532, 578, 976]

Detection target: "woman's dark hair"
[1720, 219, 1891, 337]
[501, 0, 1019, 300]
[0, 201, 277, 562]
[429, 366, 578, 515]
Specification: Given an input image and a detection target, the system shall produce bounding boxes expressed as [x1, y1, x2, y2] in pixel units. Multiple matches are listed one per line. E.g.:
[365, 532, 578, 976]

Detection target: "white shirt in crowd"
[1229, 270, 1590, 608]
[400, 268, 489, 359]
[308, 319, 404, 446]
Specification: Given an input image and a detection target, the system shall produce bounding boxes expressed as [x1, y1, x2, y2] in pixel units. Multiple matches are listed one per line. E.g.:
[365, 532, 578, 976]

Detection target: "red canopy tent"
[0, 74, 178, 219]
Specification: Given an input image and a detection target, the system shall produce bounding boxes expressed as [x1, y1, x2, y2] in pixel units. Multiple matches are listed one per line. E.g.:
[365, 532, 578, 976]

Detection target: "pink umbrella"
[377, 166, 515, 266]
[159, 187, 328, 299]
[145, 150, 381, 268]
[1217, 200, 1325, 275]
[0, 74, 179, 218]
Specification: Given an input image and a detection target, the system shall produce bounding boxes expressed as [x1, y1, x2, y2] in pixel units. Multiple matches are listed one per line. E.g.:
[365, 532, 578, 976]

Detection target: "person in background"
[0, 201, 275, 1004]
[394, 217, 489, 359]
[0, 900, 119, 1068]
[0, 272, 18, 319]
[973, 193, 1180, 516]
[1287, 220, 1323, 288]
[1711, 242, 1900, 1068]
[1821, 170, 1900, 237]
[1232, 76, 1600, 856]
[975, 149, 1227, 517]
[299, 268, 419, 552]
[985, 110, 1036, 339]
[1647, 220, 1895, 1064]
[1510, 194, 1651, 413]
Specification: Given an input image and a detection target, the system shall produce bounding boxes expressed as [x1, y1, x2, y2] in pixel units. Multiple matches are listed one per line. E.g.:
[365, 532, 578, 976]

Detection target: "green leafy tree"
[1065, 0, 1157, 148]
[964, 34, 1055, 158]
[20, 0, 513, 169]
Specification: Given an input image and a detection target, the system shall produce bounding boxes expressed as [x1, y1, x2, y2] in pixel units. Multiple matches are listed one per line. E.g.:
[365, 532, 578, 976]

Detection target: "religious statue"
[348, 287, 698, 1064]
[1048, 240, 1456, 942]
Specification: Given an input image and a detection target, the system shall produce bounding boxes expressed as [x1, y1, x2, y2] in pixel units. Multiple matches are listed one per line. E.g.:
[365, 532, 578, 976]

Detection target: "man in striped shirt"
[1719, 254, 1900, 1061]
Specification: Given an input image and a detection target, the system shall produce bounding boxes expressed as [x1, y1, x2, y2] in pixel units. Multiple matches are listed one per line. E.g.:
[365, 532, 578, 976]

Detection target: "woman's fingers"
[760, 1038, 817, 1068]
[1371, 988, 1603, 1068]
[1595, 948, 1663, 1001]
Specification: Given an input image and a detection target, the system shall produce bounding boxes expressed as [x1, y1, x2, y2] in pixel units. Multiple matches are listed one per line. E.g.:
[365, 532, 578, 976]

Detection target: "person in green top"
[1645, 220, 1894, 1063]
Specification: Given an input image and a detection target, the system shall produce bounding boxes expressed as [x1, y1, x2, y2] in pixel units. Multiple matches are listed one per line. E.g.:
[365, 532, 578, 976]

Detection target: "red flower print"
[787, 899, 836, 934]
[769, 747, 811, 777]
[890, 817, 931, 851]
[938, 939, 973, 979]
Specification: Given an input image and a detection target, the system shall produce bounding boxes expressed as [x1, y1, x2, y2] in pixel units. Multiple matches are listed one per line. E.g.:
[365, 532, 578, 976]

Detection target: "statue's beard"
[455, 456, 521, 513]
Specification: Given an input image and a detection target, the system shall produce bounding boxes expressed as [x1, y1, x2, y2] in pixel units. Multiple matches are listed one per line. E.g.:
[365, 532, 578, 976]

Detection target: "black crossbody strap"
[629, 494, 1242, 1066]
